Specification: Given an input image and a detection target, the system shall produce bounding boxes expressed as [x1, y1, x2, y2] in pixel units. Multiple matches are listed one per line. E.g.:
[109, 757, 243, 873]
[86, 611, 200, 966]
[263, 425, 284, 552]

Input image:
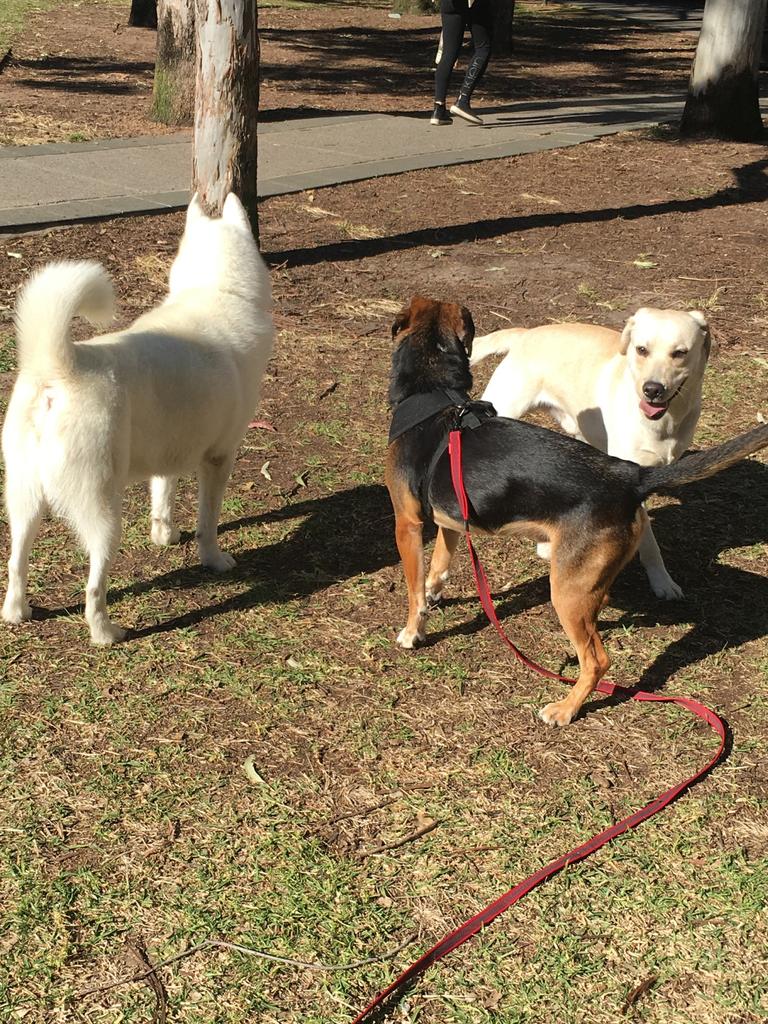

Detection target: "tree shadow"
[12, 56, 154, 74]
[14, 79, 144, 95]
[257, 9, 702, 113]
[11, 55, 154, 96]
[266, 156, 768, 269]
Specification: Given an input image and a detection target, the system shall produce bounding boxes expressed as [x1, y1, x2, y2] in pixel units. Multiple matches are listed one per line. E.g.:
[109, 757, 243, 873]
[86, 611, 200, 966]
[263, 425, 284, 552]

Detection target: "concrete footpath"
[0, 92, 692, 231]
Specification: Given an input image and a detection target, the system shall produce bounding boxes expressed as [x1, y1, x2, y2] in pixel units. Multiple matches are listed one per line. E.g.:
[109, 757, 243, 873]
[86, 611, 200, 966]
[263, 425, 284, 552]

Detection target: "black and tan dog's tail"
[637, 422, 768, 500]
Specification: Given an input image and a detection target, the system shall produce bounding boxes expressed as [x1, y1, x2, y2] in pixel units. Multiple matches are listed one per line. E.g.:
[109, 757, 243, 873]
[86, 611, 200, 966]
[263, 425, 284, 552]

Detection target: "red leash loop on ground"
[351, 430, 727, 1024]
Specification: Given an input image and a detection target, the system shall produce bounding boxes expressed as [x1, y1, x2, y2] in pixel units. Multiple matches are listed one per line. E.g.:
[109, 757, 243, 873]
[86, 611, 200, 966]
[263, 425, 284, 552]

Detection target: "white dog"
[2, 193, 273, 644]
[471, 308, 711, 599]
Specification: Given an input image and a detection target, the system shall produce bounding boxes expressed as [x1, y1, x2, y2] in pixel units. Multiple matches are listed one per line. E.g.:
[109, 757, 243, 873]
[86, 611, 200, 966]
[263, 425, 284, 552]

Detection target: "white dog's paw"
[648, 572, 684, 600]
[539, 700, 576, 728]
[151, 521, 181, 546]
[396, 627, 424, 649]
[89, 621, 127, 646]
[202, 550, 236, 573]
[536, 542, 552, 561]
[2, 596, 32, 624]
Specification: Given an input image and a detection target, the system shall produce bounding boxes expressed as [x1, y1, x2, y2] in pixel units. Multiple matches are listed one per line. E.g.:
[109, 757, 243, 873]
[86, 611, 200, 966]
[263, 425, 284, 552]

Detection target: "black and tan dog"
[385, 296, 768, 726]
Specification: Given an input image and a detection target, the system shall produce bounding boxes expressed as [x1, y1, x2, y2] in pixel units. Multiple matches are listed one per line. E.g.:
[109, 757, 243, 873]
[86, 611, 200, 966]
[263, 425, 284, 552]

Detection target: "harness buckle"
[453, 399, 496, 432]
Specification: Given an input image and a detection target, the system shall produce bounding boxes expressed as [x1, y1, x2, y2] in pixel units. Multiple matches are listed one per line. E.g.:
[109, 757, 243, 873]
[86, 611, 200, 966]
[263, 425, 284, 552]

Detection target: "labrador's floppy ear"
[688, 309, 712, 361]
[619, 314, 636, 354]
[457, 305, 475, 357]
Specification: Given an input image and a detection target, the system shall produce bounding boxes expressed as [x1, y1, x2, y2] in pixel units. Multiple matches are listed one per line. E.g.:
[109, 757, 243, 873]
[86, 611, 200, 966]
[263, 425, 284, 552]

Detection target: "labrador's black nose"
[642, 381, 666, 402]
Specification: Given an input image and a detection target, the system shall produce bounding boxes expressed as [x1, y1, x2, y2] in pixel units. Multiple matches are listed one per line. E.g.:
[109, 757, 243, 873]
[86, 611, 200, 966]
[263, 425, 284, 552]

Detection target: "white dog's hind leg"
[2, 474, 45, 624]
[196, 454, 236, 572]
[75, 497, 126, 645]
[150, 476, 181, 545]
[639, 517, 683, 600]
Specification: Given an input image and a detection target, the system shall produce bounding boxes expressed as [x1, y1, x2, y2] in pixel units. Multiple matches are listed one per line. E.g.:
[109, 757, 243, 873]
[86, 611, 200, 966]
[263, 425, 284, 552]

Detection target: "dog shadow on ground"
[42, 459, 767, 704]
[424, 458, 768, 701]
[106, 483, 400, 638]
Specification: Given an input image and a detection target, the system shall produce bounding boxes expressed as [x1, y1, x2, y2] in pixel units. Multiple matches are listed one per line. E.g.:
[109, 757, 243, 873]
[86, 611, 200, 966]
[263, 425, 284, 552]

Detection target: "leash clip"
[453, 402, 472, 430]
[452, 398, 497, 433]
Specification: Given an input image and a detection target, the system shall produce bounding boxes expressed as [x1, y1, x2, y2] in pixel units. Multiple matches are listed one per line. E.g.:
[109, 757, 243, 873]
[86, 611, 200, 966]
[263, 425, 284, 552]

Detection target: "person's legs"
[432, 0, 467, 123]
[450, 0, 492, 124]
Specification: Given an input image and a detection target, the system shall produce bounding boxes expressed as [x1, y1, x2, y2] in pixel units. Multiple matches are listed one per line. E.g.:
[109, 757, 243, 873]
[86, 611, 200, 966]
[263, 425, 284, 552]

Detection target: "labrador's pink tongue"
[639, 399, 668, 420]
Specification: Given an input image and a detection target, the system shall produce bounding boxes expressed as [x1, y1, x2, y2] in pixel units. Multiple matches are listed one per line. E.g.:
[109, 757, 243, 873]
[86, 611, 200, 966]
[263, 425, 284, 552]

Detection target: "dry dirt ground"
[1, 3, 768, 1023]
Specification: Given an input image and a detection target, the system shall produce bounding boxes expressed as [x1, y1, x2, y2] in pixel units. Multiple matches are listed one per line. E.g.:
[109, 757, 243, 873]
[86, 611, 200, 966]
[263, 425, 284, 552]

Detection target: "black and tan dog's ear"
[391, 305, 411, 340]
[688, 309, 713, 361]
[619, 314, 636, 354]
[458, 305, 475, 357]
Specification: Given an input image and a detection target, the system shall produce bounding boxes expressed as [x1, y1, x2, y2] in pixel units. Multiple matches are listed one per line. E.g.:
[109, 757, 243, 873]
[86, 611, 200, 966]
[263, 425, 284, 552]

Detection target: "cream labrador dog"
[470, 308, 711, 599]
[2, 193, 273, 644]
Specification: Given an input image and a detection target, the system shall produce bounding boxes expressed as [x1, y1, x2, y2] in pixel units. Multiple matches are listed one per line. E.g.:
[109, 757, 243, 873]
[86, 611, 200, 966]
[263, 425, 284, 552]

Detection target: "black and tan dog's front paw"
[396, 626, 425, 649]
[539, 700, 577, 728]
[425, 571, 449, 607]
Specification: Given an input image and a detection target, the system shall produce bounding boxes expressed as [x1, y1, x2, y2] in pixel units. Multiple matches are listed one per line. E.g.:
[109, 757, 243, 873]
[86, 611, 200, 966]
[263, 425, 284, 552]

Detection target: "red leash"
[351, 429, 727, 1023]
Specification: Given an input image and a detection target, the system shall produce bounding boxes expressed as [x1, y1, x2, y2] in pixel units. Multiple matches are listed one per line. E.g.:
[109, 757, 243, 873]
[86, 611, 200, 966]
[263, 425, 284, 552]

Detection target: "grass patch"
[0, 333, 15, 373]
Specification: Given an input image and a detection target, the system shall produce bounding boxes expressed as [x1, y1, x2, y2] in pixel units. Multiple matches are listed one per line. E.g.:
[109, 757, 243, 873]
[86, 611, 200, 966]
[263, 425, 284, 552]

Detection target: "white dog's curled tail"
[469, 328, 528, 367]
[14, 260, 114, 377]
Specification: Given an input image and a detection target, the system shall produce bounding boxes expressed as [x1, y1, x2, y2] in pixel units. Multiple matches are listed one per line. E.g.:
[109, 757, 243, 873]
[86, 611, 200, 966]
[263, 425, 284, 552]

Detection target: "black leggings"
[434, 0, 493, 105]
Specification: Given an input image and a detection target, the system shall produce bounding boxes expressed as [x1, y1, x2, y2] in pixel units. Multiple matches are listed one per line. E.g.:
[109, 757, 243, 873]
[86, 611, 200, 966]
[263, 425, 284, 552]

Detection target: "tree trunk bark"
[680, 0, 767, 140]
[152, 0, 195, 125]
[493, 0, 515, 56]
[194, 0, 260, 242]
[129, 0, 157, 29]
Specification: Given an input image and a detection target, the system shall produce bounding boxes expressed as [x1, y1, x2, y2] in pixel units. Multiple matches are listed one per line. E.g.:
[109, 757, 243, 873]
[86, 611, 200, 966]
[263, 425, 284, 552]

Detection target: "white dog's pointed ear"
[186, 193, 205, 225]
[619, 315, 636, 354]
[223, 193, 251, 231]
[688, 309, 712, 360]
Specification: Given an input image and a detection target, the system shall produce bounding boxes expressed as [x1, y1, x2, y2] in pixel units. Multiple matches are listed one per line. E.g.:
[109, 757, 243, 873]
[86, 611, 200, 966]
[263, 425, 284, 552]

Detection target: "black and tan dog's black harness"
[389, 388, 497, 514]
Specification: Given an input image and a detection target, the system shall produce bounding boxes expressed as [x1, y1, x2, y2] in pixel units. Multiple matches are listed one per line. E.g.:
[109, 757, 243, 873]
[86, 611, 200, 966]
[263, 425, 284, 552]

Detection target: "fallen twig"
[126, 937, 168, 1024]
[356, 818, 441, 858]
[75, 931, 418, 1002]
[317, 380, 339, 400]
[318, 793, 403, 828]
[621, 975, 658, 1014]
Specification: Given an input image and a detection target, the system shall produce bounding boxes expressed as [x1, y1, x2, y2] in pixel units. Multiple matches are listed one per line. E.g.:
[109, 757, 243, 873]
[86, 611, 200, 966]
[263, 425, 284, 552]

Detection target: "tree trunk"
[152, 0, 195, 125]
[128, 0, 157, 29]
[680, 0, 767, 140]
[194, 0, 260, 241]
[493, 0, 515, 56]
